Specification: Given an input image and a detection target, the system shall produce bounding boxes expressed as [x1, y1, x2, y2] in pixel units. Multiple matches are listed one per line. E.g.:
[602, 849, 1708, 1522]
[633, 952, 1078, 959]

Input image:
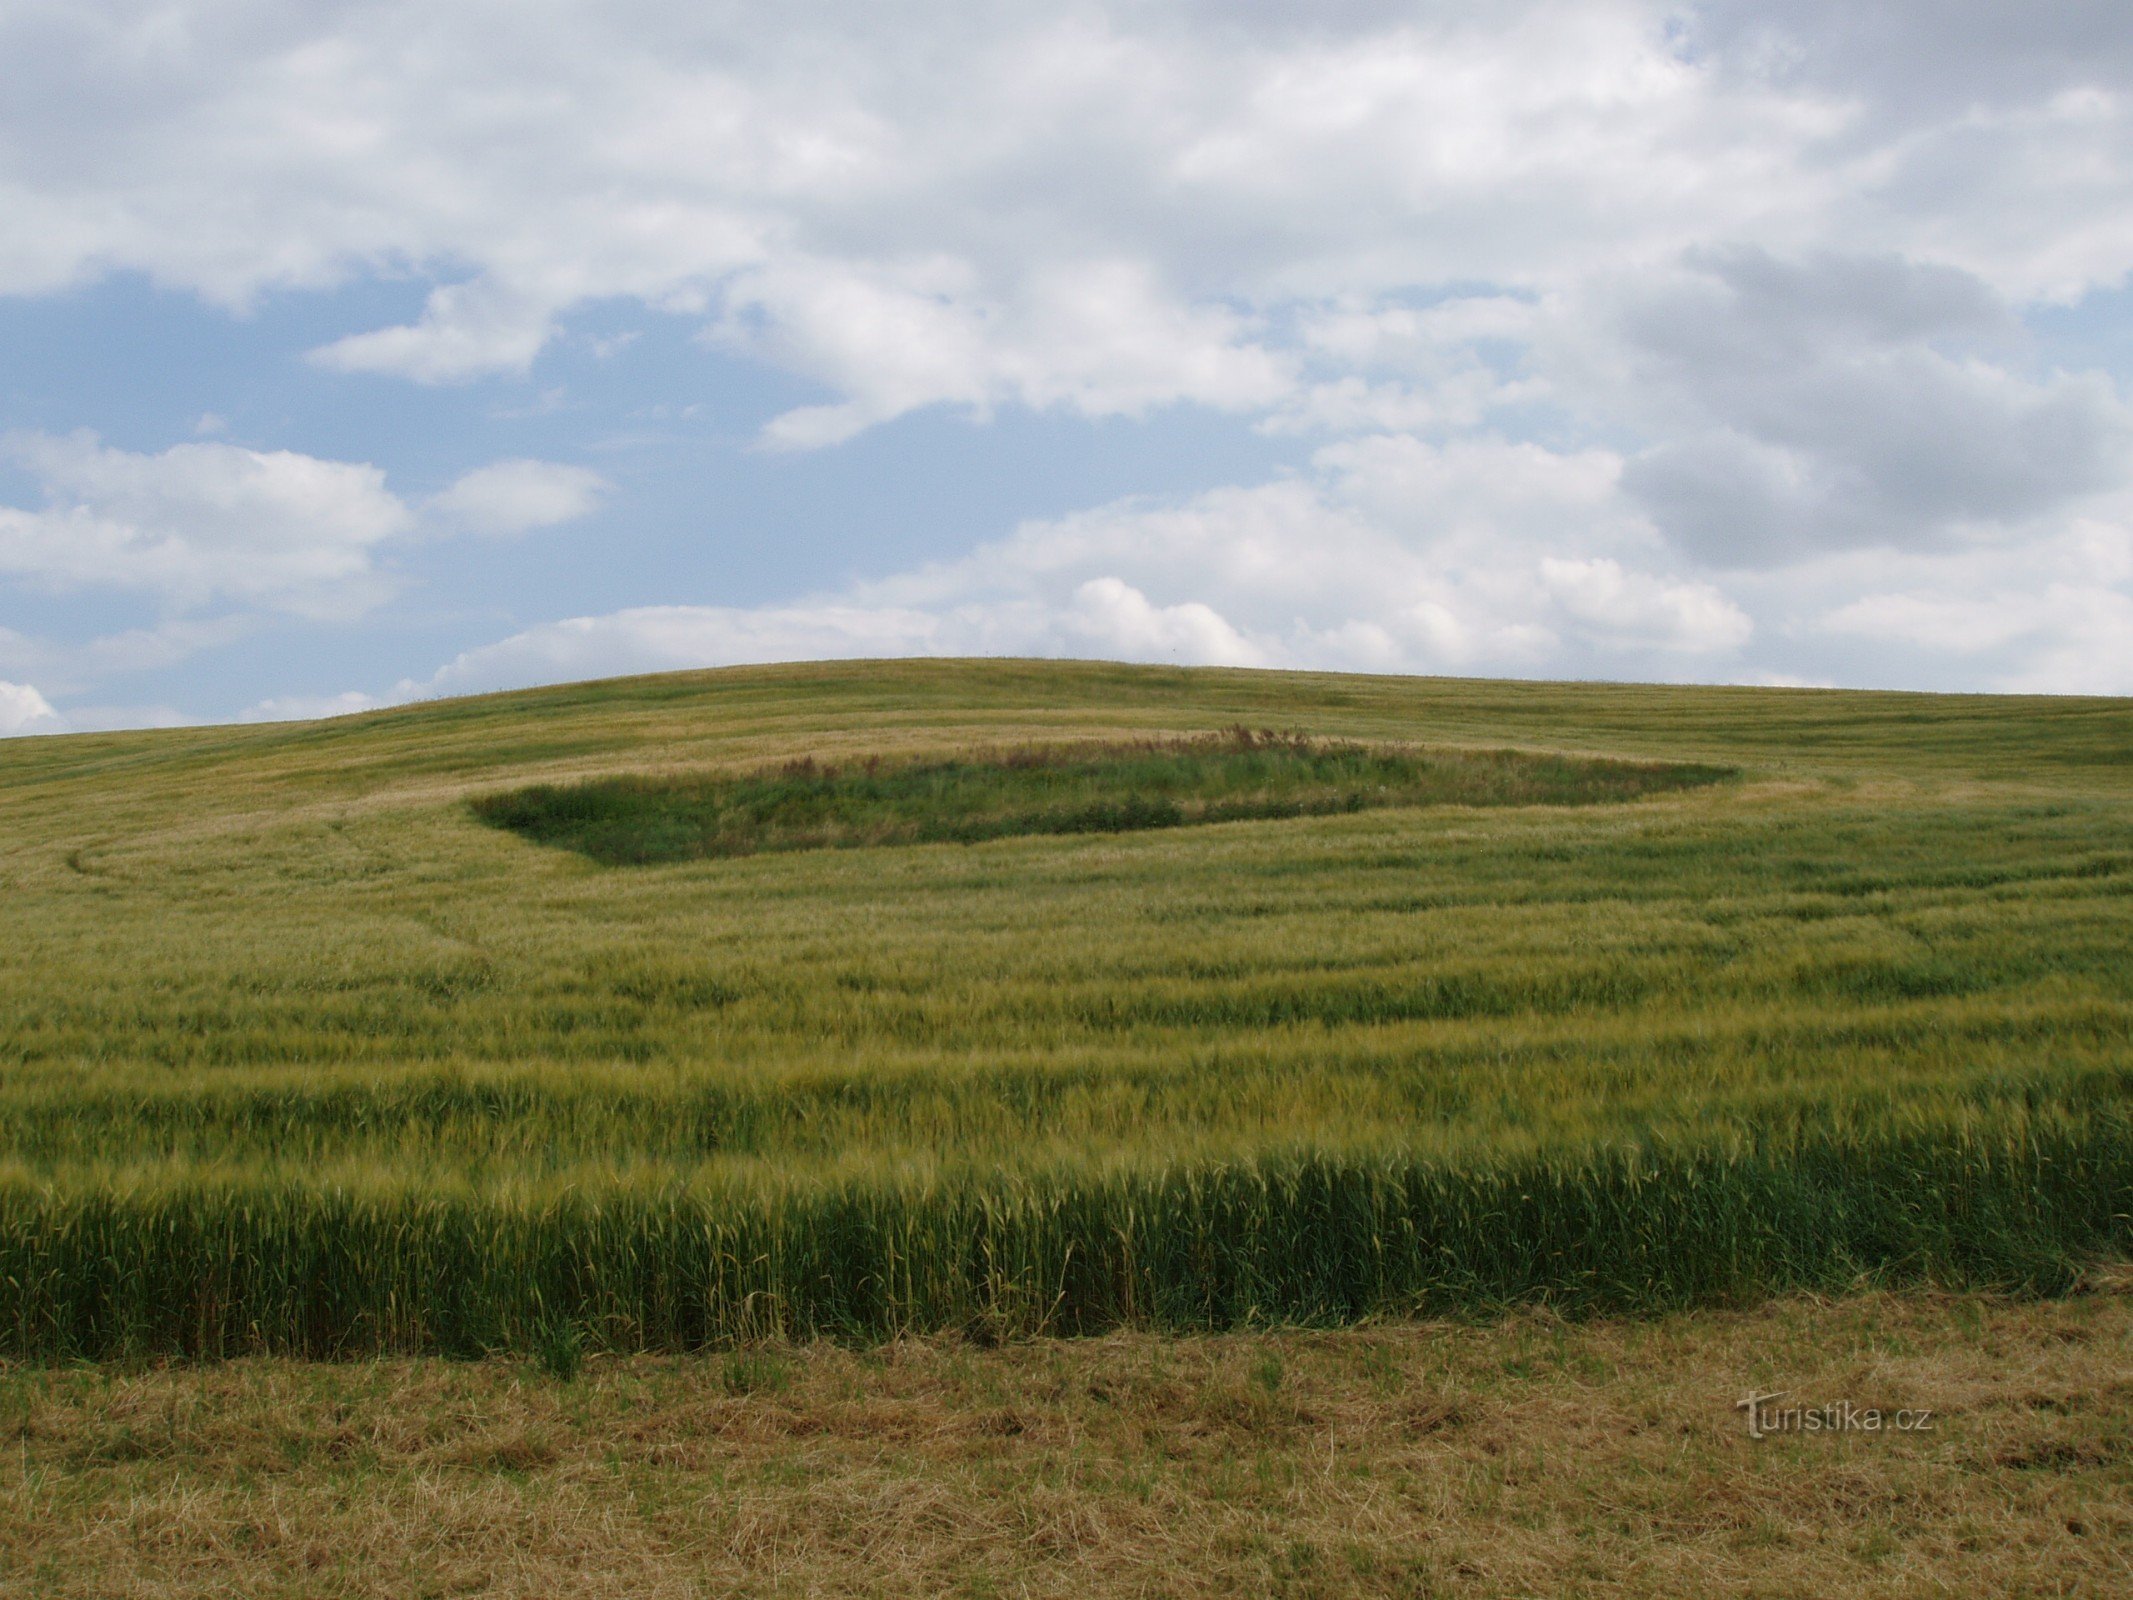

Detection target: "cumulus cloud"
[1690, 2, 2133, 123]
[1801, 511, 2133, 692]
[0, 433, 604, 619]
[0, 680, 67, 737]
[404, 432, 1756, 700]
[0, 617, 256, 699]
[0, 1, 2028, 421]
[730, 258, 1296, 447]
[237, 690, 386, 723]
[1538, 558, 1753, 653]
[0, 432, 412, 617]
[311, 279, 561, 383]
[395, 463, 2133, 701]
[5, 3, 2133, 711]
[5, 6, 2129, 406]
[426, 460, 608, 535]
[415, 602, 948, 697]
[1569, 250, 2133, 566]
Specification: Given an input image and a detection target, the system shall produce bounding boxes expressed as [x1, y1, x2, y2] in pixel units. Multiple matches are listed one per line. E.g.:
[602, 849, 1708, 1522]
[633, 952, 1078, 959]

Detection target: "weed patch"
[469, 728, 1731, 865]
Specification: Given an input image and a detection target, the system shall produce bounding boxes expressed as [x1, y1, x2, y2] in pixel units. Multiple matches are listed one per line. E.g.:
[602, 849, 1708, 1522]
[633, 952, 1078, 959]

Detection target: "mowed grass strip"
[4, 1280, 2129, 1600]
[468, 727, 1731, 864]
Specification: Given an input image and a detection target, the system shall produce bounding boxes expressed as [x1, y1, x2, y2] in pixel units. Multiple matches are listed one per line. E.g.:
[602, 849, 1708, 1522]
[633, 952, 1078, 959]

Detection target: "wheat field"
[1, 659, 2128, 1358]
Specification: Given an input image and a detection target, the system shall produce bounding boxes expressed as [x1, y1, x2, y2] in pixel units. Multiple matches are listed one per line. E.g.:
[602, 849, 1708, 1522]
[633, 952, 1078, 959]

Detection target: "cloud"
[237, 690, 386, 723]
[395, 464, 2133, 701]
[0, 432, 412, 617]
[725, 256, 1296, 446]
[6, 4, 2133, 712]
[310, 279, 561, 383]
[13, 0, 2094, 431]
[1821, 581, 2133, 696]
[1064, 577, 1264, 666]
[1572, 250, 2133, 565]
[405, 432, 1755, 699]
[0, 433, 605, 620]
[413, 573, 1271, 700]
[0, 680, 66, 737]
[0, 617, 258, 703]
[1799, 510, 2133, 692]
[33, 703, 196, 734]
[1690, 2, 2133, 122]
[415, 602, 948, 697]
[1538, 557, 1753, 653]
[426, 460, 608, 535]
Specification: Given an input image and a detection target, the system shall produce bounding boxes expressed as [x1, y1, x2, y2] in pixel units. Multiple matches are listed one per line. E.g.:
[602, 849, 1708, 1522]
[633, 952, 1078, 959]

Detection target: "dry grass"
[4, 1275, 2128, 1598]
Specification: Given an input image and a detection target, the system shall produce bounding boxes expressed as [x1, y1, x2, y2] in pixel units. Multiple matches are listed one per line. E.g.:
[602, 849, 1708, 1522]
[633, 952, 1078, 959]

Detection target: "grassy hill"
[2, 659, 2129, 1358]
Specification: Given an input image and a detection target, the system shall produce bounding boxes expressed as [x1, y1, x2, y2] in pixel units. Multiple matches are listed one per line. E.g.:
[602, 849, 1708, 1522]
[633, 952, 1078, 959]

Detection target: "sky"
[4, 2, 2133, 736]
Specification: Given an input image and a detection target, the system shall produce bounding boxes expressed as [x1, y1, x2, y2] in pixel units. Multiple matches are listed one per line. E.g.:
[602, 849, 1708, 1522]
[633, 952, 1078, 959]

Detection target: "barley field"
[1, 659, 2128, 1359]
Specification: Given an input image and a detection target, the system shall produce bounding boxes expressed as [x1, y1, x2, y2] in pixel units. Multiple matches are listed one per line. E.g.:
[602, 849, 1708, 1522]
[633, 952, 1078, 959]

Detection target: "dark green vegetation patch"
[470, 728, 1733, 865]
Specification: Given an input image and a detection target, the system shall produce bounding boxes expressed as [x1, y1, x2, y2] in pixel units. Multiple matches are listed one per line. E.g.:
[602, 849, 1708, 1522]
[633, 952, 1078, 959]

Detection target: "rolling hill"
[2, 659, 2129, 1357]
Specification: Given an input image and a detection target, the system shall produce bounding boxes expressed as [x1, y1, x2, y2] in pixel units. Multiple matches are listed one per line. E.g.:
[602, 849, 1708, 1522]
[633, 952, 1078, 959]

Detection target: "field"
[1, 658, 2129, 1361]
[470, 729, 1730, 863]
[5, 1282, 2129, 1598]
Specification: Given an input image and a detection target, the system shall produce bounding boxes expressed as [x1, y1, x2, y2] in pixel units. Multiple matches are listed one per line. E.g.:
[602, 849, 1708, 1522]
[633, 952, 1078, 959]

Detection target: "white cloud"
[0, 616, 258, 700]
[1690, 3, 2133, 126]
[0, 680, 66, 737]
[0, 434, 604, 622]
[1546, 249, 2133, 566]
[1797, 508, 2133, 691]
[1822, 590, 2037, 654]
[6, 4, 2133, 709]
[384, 411, 2133, 702]
[15, 1, 2116, 430]
[43, 703, 198, 734]
[1063, 577, 1264, 667]
[1774, 509, 2133, 692]
[0, 432, 412, 617]
[237, 690, 386, 723]
[426, 460, 608, 535]
[724, 256, 1295, 446]
[414, 602, 948, 697]
[1262, 295, 1551, 435]
[311, 279, 561, 383]
[1822, 581, 2133, 696]
[1538, 557, 1753, 653]
[404, 431, 1761, 699]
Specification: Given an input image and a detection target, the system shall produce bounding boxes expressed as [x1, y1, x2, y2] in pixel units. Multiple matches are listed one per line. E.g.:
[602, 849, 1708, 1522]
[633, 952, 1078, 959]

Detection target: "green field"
[1, 659, 2129, 1359]
[471, 729, 1730, 864]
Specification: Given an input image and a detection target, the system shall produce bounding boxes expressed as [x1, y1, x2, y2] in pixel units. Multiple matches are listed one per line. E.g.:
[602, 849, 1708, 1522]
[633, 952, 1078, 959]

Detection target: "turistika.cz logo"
[1736, 1391, 1937, 1439]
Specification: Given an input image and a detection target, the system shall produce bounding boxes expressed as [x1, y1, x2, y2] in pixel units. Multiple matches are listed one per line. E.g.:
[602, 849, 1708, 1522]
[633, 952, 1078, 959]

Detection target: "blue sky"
[4, 2, 2133, 735]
